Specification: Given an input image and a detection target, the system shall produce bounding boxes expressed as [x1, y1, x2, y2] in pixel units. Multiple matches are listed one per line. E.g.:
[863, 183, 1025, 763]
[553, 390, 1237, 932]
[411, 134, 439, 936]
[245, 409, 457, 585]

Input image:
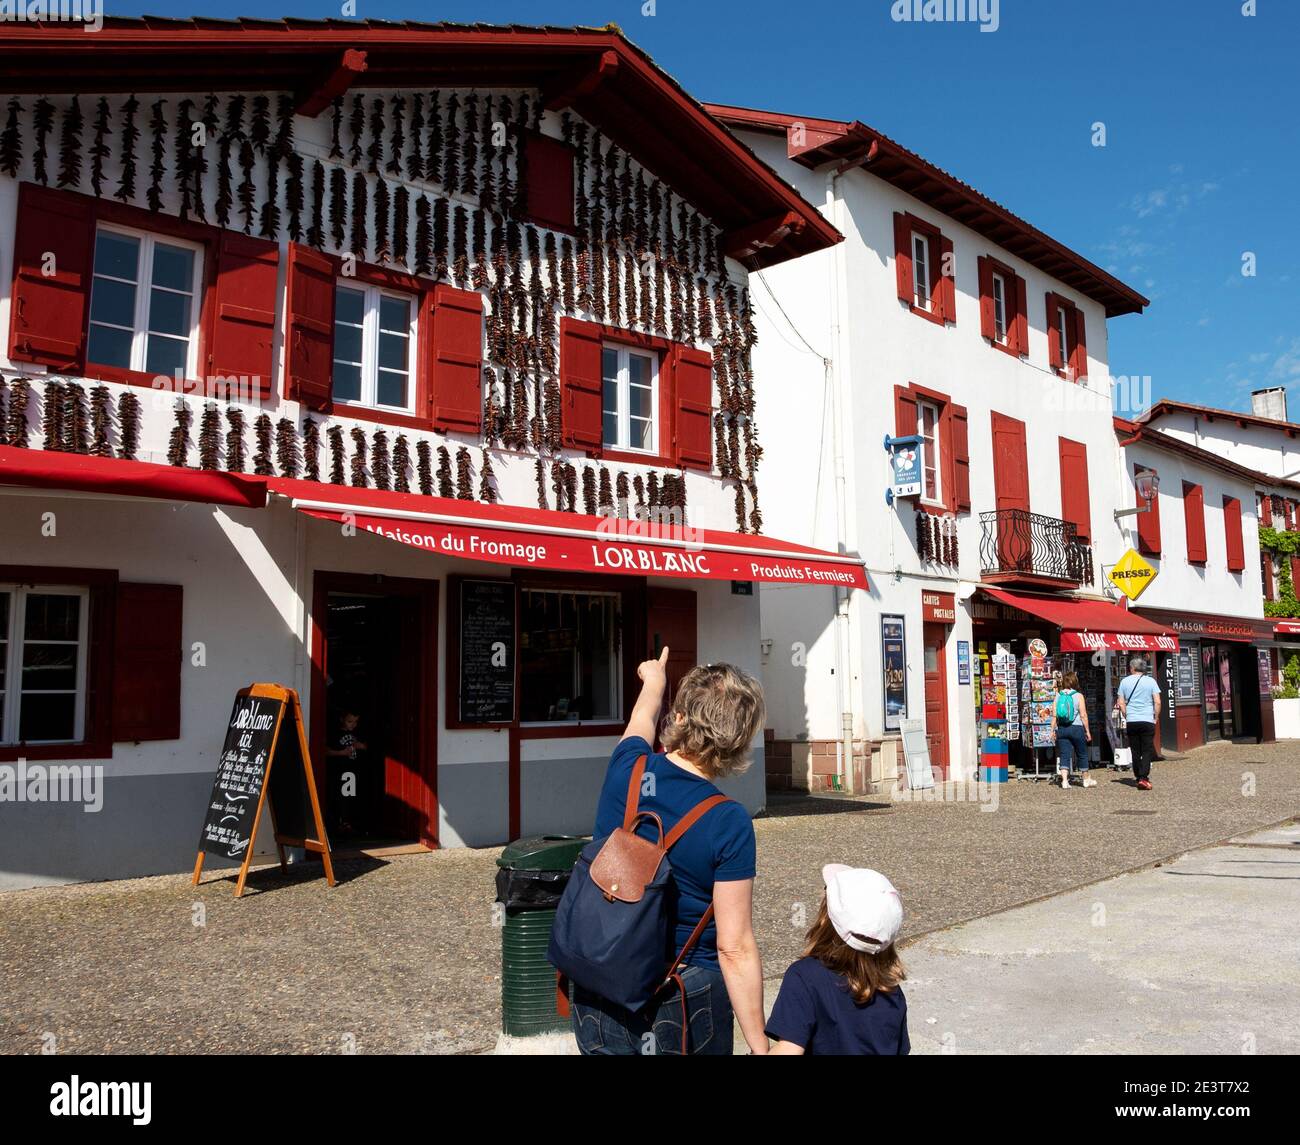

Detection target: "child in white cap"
[765, 865, 909, 1055]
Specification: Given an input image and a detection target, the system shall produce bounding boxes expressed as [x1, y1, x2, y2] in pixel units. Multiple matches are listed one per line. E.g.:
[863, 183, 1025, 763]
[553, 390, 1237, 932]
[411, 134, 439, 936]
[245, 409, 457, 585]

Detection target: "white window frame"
[519, 588, 623, 726]
[911, 232, 931, 311]
[917, 399, 943, 508]
[332, 281, 419, 415]
[1056, 304, 1072, 373]
[601, 342, 660, 455]
[991, 272, 1008, 344]
[88, 223, 204, 379]
[0, 585, 90, 746]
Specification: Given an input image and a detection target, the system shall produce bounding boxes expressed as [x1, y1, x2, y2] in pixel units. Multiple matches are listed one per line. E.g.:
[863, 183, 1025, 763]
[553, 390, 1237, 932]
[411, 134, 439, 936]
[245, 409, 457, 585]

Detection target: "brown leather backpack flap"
[589, 823, 666, 904]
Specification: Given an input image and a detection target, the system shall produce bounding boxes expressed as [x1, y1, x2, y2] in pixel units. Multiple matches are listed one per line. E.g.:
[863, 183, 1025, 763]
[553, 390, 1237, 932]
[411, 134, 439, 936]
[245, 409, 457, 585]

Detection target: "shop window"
[519, 589, 621, 723]
[87, 225, 203, 379]
[332, 282, 418, 413]
[0, 586, 89, 746]
[918, 399, 943, 507]
[601, 343, 659, 454]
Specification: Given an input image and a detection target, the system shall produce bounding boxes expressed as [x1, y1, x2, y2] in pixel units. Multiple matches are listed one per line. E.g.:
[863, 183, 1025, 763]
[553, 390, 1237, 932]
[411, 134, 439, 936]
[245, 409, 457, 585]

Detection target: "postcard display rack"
[1022, 642, 1058, 779]
[978, 651, 1018, 783]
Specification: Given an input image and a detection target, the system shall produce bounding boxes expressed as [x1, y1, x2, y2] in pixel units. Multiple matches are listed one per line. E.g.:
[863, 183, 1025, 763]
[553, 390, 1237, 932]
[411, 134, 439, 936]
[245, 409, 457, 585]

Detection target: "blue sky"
[108, 0, 1299, 415]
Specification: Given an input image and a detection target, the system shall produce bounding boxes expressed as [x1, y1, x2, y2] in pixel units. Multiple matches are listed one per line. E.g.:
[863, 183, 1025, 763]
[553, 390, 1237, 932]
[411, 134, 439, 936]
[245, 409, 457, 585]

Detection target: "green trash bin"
[495, 834, 588, 1037]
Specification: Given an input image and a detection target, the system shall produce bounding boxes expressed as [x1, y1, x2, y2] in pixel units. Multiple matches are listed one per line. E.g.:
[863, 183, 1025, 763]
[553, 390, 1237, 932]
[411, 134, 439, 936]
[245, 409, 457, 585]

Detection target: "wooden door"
[922, 622, 950, 780]
[645, 587, 697, 742]
[991, 412, 1030, 570]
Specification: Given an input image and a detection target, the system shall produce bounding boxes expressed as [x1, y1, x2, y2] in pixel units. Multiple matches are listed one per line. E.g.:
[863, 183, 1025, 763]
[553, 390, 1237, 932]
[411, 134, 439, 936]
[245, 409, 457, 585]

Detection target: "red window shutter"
[893, 213, 913, 305]
[207, 230, 280, 401]
[429, 284, 484, 434]
[112, 582, 183, 742]
[1183, 482, 1207, 563]
[1260, 494, 1273, 528]
[977, 256, 995, 341]
[1223, 495, 1245, 572]
[949, 403, 970, 513]
[1135, 466, 1161, 555]
[1058, 437, 1091, 541]
[285, 243, 338, 411]
[1291, 556, 1300, 594]
[938, 236, 956, 323]
[894, 383, 919, 439]
[672, 344, 713, 471]
[523, 132, 576, 232]
[1013, 274, 1029, 356]
[1072, 307, 1088, 381]
[1262, 554, 1275, 601]
[1286, 500, 1295, 530]
[559, 317, 604, 452]
[9, 183, 95, 369]
[1045, 293, 1062, 372]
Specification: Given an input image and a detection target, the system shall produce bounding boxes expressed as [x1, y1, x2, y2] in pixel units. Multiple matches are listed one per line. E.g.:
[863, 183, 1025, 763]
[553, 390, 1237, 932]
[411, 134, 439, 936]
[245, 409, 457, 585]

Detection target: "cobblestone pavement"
[0, 740, 1294, 1054]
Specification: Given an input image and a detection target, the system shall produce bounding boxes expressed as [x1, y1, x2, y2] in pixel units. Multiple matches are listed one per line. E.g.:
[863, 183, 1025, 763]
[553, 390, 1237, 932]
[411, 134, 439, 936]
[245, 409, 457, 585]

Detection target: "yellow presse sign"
[1108, 548, 1157, 601]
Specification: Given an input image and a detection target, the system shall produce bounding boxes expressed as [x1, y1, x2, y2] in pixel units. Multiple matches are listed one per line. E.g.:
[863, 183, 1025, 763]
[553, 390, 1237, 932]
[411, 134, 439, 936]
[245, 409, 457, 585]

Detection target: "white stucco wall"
[1149, 410, 1300, 481]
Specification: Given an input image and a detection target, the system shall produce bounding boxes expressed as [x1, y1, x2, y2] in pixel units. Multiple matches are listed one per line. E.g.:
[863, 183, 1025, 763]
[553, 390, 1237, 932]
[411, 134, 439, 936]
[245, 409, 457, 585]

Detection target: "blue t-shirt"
[1120, 673, 1160, 723]
[592, 735, 756, 969]
[766, 957, 910, 1056]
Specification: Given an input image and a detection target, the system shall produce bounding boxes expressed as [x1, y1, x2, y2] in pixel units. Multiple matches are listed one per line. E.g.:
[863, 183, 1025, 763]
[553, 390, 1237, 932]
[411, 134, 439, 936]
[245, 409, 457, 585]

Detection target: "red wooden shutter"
[938, 235, 956, 323]
[1260, 494, 1273, 528]
[9, 183, 95, 369]
[894, 384, 918, 439]
[1135, 466, 1161, 555]
[1072, 307, 1088, 381]
[1223, 495, 1245, 572]
[1013, 274, 1029, 356]
[1058, 437, 1091, 541]
[1291, 556, 1300, 595]
[1262, 554, 1275, 601]
[1183, 482, 1207, 563]
[893, 213, 913, 305]
[949, 403, 970, 513]
[559, 317, 604, 452]
[977, 256, 995, 341]
[207, 230, 280, 401]
[991, 412, 1030, 513]
[429, 284, 484, 434]
[672, 344, 713, 471]
[1286, 500, 1295, 530]
[523, 132, 576, 231]
[112, 582, 183, 742]
[1045, 293, 1062, 371]
[646, 587, 698, 730]
[285, 243, 338, 411]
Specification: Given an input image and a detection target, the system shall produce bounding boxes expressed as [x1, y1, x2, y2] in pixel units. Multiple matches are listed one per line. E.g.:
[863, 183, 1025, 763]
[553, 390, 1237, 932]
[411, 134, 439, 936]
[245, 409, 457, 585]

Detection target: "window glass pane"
[22, 642, 78, 691]
[335, 287, 365, 327]
[378, 294, 410, 334]
[24, 594, 80, 641]
[148, 287, 191, 336]
[89, 277, 137, 329]
[151, 242, 194, 293]
[333, 323, 363, 366]
[19, 693, 76, 742]
[377, 330, 408, 372]
[602, 412, 619, 446]
[519, 591, 618, 722]
[602, 378, 618, 416]
[629, 384, 653, 420]
[627, 353, 652, 388]
[87, 324, 133, 369]
[94, 230, 139, 281]
[376, 370, 407, 409]
[145, 333, 188, 378]
[333, 362, 362, 403]
[630, 417, 653, 451]
[601, 348, 619, 385]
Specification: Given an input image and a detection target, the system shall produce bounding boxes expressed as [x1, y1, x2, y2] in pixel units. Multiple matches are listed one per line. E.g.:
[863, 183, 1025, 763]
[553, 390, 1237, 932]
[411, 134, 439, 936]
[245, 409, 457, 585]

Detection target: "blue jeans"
[571, 963, 733, 1055]
[1057, 724, 1089, 772]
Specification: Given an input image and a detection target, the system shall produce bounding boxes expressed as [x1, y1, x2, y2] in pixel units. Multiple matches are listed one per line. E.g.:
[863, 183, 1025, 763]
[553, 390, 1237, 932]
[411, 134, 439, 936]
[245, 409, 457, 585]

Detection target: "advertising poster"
[957, 640, 971, 685]
[881, 615, 907, 731]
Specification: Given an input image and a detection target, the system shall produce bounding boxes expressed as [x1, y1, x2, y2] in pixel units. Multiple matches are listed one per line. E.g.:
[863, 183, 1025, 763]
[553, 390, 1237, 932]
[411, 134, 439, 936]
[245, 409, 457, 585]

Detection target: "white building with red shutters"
[0, 20, 853, 889]
[709, 105, 1173, 790]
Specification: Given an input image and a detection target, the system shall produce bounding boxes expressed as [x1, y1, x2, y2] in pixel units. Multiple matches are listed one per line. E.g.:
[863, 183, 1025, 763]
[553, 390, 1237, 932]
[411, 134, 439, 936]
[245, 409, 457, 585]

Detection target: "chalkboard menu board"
[199, 693, 284, 861]
[458, 579, 516, 724]
[1175, 649, 1200, 704]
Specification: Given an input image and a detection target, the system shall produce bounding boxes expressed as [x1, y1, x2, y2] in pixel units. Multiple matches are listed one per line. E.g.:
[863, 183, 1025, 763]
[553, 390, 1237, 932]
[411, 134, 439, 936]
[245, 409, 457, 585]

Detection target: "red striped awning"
[980, 588, 1178, 652]
[268, 477, 867, 589]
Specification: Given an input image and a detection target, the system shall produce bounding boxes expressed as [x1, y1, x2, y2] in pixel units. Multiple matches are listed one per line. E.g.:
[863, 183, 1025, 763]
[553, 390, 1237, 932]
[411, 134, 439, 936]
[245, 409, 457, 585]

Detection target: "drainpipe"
[826, 167, 857, 790]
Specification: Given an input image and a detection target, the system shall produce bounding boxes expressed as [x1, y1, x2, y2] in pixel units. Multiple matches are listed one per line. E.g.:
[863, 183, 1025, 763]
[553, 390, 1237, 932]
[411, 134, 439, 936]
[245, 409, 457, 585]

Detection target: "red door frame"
[922, 622, 950, 780]
[309, 570, 440, 849]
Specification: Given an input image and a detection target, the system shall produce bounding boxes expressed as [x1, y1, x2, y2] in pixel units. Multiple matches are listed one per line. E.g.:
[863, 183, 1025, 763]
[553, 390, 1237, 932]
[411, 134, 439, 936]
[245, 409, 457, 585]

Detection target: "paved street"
[0, 740, 1296, 1055]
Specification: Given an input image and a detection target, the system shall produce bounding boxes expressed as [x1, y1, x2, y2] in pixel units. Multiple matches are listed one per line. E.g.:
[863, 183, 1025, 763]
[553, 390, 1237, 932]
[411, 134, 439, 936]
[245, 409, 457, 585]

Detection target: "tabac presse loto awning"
[980, 588, 1178, 652]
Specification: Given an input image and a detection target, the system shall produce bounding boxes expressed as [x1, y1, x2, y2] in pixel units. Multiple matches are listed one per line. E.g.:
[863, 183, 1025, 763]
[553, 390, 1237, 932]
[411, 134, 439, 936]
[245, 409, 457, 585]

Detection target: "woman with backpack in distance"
[1055, 670, 1094, 789]
[561, 647, 769, 1055]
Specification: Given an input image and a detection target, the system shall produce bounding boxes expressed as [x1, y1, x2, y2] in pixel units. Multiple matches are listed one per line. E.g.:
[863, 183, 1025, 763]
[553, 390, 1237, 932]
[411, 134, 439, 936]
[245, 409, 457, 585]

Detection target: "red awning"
[1275, 620, 1300, 636]
[980, 588, 1178, 652]
[269, 476, 867, 589]
[0, 445, 267, 508]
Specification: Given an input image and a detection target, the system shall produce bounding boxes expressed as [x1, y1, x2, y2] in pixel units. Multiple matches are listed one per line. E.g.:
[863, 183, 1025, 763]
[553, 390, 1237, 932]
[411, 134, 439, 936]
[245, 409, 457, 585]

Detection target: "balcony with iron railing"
[979, 509, 1094, 588]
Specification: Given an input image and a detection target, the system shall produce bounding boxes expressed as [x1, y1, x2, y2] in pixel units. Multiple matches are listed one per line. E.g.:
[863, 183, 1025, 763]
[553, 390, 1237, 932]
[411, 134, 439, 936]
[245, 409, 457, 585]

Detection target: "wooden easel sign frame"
[193, 683, 336, 897]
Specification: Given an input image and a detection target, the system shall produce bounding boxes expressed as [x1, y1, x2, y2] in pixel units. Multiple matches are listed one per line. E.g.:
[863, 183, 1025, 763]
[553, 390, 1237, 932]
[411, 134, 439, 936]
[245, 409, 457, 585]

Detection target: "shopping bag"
[1112, 746, 1132, 770]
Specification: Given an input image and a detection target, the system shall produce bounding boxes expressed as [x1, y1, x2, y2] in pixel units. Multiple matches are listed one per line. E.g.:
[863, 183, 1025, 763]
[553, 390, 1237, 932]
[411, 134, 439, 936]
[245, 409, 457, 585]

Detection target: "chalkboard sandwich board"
[457, 578, 516, 724]
[193, 683, 336, 898]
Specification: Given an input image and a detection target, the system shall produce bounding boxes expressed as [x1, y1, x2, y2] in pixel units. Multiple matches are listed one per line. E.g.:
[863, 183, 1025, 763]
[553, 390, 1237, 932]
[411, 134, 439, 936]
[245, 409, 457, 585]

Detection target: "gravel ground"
[0, 739, 1294, 1055]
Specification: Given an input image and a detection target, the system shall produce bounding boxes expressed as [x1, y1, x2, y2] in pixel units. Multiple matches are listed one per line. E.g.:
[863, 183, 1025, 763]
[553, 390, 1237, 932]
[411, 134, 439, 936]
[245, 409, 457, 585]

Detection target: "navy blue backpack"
[548, 755, 729, 1036]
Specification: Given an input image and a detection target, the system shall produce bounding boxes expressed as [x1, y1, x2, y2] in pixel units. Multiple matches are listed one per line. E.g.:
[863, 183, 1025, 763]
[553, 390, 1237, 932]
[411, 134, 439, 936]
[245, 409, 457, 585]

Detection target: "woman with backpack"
[1054, 670, 1094, 789]
[551, 646, 769, 1055]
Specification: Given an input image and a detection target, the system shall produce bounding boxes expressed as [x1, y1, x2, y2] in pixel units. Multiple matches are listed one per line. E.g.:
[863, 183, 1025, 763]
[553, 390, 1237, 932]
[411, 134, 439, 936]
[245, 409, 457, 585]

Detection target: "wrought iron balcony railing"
[979, 509, 1094, 586]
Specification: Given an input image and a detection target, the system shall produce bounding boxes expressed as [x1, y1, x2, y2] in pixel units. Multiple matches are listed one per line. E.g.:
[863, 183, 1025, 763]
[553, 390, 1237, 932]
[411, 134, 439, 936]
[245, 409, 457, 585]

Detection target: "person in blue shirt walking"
[765, 865, 909, 1055]
[1117, 657, 1162, 790]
